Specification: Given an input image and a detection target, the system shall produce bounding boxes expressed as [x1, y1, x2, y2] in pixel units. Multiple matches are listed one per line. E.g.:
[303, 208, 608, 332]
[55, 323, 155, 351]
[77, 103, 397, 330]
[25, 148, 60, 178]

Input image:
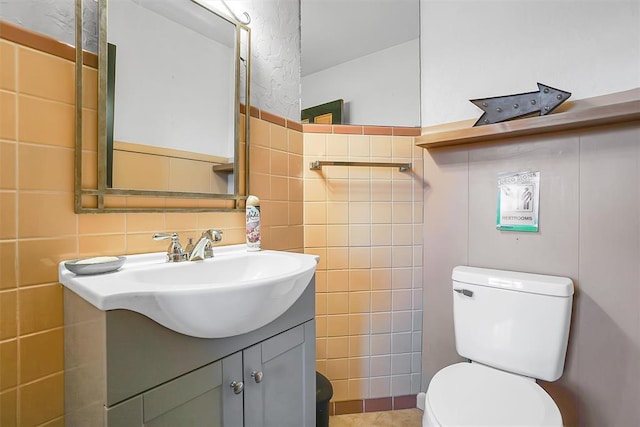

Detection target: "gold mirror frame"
[74, 0, 251, 213]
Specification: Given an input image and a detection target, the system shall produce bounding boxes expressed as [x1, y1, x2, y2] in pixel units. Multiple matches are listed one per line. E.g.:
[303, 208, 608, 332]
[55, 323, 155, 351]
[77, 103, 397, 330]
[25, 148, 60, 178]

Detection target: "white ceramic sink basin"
[58, 245, 318, 338]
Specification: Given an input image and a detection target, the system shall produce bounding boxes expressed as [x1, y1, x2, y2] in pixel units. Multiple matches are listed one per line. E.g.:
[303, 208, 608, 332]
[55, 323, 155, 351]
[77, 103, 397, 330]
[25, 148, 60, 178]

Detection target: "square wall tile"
[326, 358, 349, 380]
[0, 40, 16, 91]
[270, 149, 289, 177]
[0, 91, 16, 140]
[18, 238, 76, 287]
[327, 315, 350, 337]
[289, 130, 303, 155]
[327, 180, 349, 201]
[18, 284, 63, 335]
[289, 153, 303, 178]
[349, 225, 371, 247]
[326, 134, 348, 157]
[348, 269, 371, 292]
[370, 376, 391, 399]
[349, 247, 371, 269]
[349, 291, 371, 313]
[370, 355, 391, 377]
[326, 270, 349, 292]
[18, 144, 74, 191]
[18, 47, 74, 104]
[0, 192, 15, 239]
[18, 96, 74, 147]
[348, 378, 369, 400]
[349, 335, 370, 358]
[18, 192, 76, 239]
[303, 133, 326, 157]
[0, 339, 17, 391]
[326, 293, 349, 315]
[0, 290, 17, 340]
[270, 122, 288, 152]
[0, 241, 17, 290]
[349, 313, 370, 336]
[270, 176, 289, 201]
[326, 337, 349, 359]
[19, 328, 63, 383]
[19, 372, 64, 426]
[348, 135, 370, 158]
[371, 270, 392, 291]
[349, 357, 370, 378]
[371, 312, 392, 335]
[0, 389, 17, 426]
[327, 202, 349, 224]
[0, 142, 16, 189]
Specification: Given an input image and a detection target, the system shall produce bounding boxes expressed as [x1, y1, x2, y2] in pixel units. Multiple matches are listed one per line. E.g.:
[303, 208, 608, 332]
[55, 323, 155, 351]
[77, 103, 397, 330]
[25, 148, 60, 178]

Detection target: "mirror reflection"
[300, 0, 420, 127]
[107, 0, 237, 194]
[75, 0, 249, 212]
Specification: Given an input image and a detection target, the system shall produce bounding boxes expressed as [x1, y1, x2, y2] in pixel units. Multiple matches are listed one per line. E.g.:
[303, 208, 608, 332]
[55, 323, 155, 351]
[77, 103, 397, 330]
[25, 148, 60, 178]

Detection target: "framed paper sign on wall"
[301, 99, 344, 124]
[496, 171, 540, 232]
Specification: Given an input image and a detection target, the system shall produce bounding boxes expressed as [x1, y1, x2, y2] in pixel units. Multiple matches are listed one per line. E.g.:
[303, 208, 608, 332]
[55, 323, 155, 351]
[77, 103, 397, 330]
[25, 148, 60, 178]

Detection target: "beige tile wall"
[111, 142, 231, 194]
[0, 33, 302, 426]
[303, 130, 425, 402]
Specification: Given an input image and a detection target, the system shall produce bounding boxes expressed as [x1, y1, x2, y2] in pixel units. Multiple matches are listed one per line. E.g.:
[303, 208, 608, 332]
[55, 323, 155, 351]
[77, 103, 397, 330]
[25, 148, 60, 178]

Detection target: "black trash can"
[316, 372, 333, 427]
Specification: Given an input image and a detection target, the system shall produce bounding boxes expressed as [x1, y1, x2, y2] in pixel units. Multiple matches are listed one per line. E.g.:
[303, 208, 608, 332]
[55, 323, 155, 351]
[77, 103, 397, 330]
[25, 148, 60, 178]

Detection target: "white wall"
[420, 0, 640, 126]
[109, 0, 235, 156]
[302, 39, 421, 126]
[0, 0, 76, 47]
[210, 0, 301, 121]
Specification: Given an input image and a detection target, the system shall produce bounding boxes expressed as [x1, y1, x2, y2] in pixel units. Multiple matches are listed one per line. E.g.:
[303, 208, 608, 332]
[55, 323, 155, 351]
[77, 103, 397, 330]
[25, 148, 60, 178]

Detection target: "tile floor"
[330, 408, 423, 427]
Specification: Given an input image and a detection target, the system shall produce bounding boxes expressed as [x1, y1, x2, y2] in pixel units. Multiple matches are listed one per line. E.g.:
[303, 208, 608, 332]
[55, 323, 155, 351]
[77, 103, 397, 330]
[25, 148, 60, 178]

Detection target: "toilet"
[423, 266, 574, 426]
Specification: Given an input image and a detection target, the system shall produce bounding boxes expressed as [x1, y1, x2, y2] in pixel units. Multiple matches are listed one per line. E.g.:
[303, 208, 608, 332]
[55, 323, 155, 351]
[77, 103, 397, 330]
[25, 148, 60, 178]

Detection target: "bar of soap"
[75, 256, 120, 264]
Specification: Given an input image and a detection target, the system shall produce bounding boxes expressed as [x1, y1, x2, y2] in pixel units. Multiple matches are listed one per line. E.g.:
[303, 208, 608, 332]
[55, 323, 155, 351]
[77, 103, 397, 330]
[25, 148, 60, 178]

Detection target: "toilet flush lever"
[454, 288, 474, 297]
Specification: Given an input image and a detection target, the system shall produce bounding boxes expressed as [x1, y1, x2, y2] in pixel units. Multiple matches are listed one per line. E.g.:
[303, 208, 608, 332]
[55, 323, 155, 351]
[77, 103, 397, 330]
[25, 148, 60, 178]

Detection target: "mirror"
[300, 0, 420, 127]
[75, 0, 250, 212]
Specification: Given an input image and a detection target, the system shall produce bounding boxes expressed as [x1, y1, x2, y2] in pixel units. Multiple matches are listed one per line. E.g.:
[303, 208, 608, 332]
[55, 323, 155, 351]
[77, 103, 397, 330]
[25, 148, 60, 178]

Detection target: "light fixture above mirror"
[74, 0, 250, 213]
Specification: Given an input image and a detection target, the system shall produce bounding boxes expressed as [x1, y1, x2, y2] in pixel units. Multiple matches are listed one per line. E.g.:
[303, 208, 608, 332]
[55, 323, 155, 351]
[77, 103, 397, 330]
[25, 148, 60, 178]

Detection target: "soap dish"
[64, 256, 126, 275]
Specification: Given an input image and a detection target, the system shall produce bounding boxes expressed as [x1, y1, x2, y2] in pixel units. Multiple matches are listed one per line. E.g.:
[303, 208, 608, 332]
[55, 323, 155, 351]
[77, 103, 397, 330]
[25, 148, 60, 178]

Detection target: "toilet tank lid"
[453, 266, 574, 297]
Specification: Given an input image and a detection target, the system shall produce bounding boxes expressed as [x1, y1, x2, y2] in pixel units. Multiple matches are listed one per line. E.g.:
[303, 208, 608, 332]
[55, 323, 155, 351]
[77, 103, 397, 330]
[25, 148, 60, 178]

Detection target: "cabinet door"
[142, 357, 231, 427]
[106, 352, 244, 427]
[144, 352, 244, 427]
[243, 321, 316, 427]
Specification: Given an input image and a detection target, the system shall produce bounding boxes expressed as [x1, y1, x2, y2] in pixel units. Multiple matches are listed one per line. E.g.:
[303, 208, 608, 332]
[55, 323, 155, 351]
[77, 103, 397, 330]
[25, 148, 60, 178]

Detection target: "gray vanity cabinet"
[244, 321, 316, 427]
[106, 353, 243, 427]
[64, 277, 316, 427]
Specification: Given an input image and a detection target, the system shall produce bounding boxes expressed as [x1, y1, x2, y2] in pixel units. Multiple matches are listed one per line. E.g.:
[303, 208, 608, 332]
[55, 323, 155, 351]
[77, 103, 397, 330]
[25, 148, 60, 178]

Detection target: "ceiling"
[301, 0, 420, 76]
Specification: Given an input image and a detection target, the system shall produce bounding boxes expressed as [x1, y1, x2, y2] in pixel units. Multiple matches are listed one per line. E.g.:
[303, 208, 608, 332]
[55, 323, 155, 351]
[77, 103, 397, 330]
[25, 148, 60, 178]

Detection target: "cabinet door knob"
[230, 380, 244, 394]
[251, 370, 263, 383]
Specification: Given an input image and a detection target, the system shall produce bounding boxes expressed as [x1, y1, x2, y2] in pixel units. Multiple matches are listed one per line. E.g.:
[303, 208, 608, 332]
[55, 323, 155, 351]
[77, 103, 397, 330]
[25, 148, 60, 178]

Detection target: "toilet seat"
[425, 362, 562, 426]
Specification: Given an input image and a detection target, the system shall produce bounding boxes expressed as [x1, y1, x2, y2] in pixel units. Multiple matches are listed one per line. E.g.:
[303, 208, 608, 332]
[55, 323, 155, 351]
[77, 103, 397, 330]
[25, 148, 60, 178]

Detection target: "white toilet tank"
[452, 266, 574, 382]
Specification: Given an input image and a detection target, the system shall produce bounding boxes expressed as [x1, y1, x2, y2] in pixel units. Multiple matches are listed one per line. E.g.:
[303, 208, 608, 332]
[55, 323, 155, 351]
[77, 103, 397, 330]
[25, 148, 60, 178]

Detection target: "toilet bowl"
[422, 266, 574, 427]
[422, 362, 561, 426]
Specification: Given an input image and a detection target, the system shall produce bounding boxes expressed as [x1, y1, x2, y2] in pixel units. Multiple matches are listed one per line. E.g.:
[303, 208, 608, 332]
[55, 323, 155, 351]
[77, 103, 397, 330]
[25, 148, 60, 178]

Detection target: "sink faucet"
[152, 232, 188, 262]
[153, 230, 223, 262]
[189, 229, 223, 261]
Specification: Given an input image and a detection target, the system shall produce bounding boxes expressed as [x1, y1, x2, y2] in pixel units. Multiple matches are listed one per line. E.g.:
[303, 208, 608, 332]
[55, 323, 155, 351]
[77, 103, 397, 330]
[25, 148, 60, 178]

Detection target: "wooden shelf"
[417, 89, 640, 149]
[212, 163, 234, 173]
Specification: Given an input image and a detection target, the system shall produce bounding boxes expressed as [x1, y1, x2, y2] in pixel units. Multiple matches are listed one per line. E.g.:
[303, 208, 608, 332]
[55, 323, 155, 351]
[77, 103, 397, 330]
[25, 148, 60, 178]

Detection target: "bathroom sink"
[58, 245, 318, 338]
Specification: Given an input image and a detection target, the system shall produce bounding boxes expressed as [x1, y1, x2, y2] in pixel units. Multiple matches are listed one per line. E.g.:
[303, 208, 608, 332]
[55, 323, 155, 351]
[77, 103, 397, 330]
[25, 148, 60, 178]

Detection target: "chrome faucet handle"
[152, 233, 187, 262]
[188, 229, 224, 261]
[203, 230, 223, 258]
[203, 229, 223, 243]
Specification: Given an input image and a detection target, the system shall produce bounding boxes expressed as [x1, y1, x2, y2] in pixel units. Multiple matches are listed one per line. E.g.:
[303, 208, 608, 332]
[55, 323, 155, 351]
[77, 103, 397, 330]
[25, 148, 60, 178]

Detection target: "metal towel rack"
[309, 160, 412, 172]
